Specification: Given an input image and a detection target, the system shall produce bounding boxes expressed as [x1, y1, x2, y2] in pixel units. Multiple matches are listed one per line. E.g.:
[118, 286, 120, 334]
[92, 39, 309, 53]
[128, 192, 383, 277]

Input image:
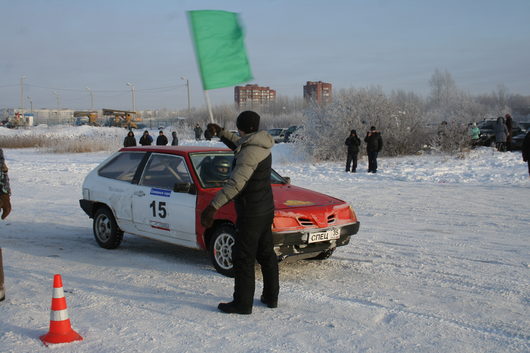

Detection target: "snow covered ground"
[0, 126, 529, 353]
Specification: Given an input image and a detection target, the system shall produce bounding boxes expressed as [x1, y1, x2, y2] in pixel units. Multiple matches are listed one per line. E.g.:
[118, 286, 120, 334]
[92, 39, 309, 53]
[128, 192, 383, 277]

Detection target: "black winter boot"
[217, 301, 252, 315]
[260, 295, 278, 308]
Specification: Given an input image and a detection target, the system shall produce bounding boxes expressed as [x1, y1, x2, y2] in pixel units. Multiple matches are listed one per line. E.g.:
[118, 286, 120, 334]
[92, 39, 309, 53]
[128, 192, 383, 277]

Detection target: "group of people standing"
[345, 126, 383, 173]
[194, 123, 214, 141]
[123, 130, 179, 147]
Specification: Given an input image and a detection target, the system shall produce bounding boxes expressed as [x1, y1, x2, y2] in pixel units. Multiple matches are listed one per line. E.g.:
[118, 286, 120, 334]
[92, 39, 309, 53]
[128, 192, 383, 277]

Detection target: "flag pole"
[204, 90, 214, 123]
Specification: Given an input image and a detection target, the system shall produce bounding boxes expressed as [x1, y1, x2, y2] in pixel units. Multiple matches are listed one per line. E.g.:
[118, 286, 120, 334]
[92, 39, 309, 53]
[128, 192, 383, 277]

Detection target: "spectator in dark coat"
[505, 113, 513, 151]
[364, 126, 383, 173]
[522, 131, 530, 177]
[123, 130, 137, 147]
[494, 116, 508, 152]
[194, 124, 203, 140]
[204, 128, 212, 141]
[344, 129, 361, 172]
[139, 130, 153, 146]
[171, 131, 179, 146]
[156, 131, 168, 146]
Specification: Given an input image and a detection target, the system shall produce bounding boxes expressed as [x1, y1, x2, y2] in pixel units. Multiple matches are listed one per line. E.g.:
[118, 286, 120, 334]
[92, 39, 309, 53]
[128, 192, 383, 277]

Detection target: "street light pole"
[20, 75, 26, 112]
[86, 87, 94, 110]
[126, 82, 136, 112]
[180, 76, 191, 114]
[27, 96, 33, 113]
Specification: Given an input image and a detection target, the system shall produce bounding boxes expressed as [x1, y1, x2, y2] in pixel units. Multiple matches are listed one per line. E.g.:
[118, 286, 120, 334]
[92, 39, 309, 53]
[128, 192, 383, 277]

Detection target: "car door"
[132, 153, 197, 247]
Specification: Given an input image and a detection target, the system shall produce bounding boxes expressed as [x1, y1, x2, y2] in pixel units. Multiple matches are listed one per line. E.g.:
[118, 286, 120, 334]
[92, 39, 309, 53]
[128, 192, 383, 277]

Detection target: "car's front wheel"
[209, 225, 235, 277]
[93, 207, 123, 249]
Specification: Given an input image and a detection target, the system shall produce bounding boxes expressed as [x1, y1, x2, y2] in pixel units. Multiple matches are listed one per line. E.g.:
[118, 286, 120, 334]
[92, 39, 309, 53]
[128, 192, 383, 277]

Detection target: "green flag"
[188, 10, 253, 90]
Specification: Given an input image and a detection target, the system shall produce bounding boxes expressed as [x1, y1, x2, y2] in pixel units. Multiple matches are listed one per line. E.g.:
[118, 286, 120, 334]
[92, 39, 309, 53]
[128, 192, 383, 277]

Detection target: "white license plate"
[308, 228, 340, 243]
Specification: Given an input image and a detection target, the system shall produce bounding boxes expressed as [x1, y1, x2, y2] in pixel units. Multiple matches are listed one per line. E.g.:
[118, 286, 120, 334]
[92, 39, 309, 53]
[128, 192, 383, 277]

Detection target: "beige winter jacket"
[211, 130, 274, 210]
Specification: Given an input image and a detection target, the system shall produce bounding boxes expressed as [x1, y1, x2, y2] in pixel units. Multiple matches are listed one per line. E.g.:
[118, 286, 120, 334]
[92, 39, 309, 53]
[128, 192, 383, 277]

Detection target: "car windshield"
[190, 152, 287, 188]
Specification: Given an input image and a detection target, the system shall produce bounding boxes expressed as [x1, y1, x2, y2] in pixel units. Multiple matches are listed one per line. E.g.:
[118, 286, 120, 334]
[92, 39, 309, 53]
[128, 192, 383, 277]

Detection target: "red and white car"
[80, 146, 360, 276]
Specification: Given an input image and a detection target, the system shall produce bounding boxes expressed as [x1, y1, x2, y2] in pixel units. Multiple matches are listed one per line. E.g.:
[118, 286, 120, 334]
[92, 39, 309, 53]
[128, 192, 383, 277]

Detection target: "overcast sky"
[1, 0, 529, 111]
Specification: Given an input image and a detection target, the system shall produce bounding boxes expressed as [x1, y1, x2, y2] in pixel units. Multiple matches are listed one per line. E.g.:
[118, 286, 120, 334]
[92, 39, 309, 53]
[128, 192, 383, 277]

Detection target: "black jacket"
[364, 132, 383, 152]
[139, 134, 153, 146]
[234, 154, 274, 217]
[156, 135, 168, 145]
[522, 131, 530, 162]
[345, 135, 361, 154]
[123, 135, 136, 147]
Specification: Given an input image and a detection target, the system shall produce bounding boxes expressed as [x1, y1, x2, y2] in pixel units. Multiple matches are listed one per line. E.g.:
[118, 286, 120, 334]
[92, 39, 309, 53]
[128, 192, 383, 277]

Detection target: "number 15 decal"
[150, 200, 167, 218]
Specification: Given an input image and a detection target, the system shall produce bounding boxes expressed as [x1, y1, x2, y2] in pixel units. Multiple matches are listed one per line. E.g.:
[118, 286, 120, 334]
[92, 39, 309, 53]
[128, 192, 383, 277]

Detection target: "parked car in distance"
[476, 119, 523, 147]
[511, 132, 527, 151]
[79, 146, 360, 277]
[267, 128, 286, 143]
[284, 125, 304, 142]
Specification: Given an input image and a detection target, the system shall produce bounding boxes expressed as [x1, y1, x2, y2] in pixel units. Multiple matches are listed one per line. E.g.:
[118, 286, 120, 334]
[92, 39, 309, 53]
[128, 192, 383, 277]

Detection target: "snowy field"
[0, 126, 529, 353]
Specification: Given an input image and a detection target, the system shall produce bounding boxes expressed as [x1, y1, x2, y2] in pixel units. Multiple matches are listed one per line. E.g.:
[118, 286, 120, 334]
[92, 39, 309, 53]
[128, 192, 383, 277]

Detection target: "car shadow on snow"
[1, 220, 212, 275]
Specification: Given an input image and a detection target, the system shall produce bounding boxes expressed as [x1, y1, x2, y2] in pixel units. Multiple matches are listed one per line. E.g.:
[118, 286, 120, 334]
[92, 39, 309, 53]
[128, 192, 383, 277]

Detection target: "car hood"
[272, 184, 344, 210]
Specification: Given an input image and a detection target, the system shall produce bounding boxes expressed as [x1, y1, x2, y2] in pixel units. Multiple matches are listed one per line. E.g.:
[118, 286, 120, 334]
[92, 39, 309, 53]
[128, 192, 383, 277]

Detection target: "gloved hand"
[207, 123, 222, 137]
[0, 194, 11, 220]
[200, 204, 217, 228]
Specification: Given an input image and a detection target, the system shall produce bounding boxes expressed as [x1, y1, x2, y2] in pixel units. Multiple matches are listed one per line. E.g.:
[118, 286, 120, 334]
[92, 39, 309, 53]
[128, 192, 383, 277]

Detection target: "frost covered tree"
[302, 87, 428, 160]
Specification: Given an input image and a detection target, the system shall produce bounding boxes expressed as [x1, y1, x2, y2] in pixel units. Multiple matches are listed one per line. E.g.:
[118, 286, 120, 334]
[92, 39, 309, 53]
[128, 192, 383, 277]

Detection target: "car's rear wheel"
[209, 224, 235, 277]
[93, 207, 123, 249]
[308, 248, 335, 260]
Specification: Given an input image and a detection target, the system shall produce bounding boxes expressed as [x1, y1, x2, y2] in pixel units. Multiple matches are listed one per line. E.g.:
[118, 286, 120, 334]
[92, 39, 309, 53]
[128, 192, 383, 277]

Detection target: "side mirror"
[174, 182, 196, 194]
[283, 177, 291, 185]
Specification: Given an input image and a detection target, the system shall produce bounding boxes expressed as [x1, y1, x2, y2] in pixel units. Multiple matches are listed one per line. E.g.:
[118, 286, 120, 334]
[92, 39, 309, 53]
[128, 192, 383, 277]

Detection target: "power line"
[25, 83, 185, 93]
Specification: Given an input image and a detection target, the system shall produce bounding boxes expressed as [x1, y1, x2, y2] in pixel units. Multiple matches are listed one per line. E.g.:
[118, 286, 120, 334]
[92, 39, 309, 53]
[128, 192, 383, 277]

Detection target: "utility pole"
[52, 91, 60, 122]
[86, 87, 94, 110]
[126, 82, 136, 112]
[181, 76, 191, 114]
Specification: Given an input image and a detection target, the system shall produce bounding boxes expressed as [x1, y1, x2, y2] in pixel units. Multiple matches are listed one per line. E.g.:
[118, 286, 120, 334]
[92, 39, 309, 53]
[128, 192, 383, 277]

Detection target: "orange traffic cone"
[40, 274, 83, 345]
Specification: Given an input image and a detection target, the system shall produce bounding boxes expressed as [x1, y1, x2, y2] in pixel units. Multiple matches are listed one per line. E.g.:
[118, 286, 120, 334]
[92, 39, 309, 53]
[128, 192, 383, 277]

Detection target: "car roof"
[119, 146, 232, 154]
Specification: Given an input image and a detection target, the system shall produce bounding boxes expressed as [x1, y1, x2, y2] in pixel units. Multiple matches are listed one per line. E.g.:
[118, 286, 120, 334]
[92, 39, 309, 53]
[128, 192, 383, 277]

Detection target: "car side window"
[139, 154, 191, 190]
[98, 152, 144, 182]
[191, 153, 234, 188]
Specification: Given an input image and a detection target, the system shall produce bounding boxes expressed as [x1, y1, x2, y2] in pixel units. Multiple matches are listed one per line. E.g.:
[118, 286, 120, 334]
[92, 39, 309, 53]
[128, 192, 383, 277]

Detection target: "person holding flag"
[188, 11, 279, 313]
[201, 112, 279, 314]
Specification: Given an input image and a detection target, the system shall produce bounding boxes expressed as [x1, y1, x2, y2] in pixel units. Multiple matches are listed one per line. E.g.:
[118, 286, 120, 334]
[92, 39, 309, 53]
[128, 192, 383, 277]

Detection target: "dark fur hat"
[236, 111, 260, 133]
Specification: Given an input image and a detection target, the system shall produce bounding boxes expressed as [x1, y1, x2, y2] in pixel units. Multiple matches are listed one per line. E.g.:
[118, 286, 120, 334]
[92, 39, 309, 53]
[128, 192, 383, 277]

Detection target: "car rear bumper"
[272, 222, 360, 259]
[79, 199, 96, 218]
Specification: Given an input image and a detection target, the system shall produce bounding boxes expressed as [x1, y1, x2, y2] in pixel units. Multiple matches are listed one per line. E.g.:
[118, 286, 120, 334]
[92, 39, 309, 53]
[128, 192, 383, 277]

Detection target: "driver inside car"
[200, 156, 232, 187]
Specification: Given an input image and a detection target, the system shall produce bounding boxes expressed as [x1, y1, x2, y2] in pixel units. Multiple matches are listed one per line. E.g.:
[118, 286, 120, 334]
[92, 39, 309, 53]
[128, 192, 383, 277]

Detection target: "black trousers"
[367, 151, 379, 172]
[0, 248, 4, 296]
[345, 152, 358, 172]
[233, 211, 279, 309]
